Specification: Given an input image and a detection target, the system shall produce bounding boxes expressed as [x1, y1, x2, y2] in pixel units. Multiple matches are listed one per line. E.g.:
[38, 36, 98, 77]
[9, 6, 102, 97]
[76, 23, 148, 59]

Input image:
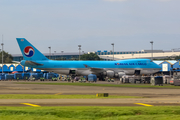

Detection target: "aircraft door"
[134, 70, 141, 75]
[69, 70, 76, 74]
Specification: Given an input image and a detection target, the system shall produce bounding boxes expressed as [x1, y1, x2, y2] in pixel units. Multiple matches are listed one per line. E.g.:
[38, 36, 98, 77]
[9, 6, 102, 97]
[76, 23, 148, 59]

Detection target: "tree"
[175, 55, 180, 60]
[80, 53, 102, 60]
[0, 51, 13, 63]
[56, 57, 67, 60]
[154, 55, 180, 61]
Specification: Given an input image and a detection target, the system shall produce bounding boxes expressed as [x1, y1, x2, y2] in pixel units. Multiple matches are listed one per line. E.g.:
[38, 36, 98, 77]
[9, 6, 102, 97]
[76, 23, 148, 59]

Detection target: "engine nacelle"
[103, 71, 125, 78]
[103, 70, 115, 77]
[114, 73, 119, 77]
[114, 72, 125, 78]
[117, 72, 125, 78]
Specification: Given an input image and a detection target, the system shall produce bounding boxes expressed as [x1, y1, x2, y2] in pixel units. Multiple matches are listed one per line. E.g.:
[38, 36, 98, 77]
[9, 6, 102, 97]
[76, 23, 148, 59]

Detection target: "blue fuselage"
[20, 59, 161, 76]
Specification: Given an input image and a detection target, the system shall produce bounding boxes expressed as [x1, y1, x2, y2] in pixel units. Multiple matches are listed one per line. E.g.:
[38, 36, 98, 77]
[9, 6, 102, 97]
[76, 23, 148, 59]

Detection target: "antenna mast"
[1, 35, 4, 73]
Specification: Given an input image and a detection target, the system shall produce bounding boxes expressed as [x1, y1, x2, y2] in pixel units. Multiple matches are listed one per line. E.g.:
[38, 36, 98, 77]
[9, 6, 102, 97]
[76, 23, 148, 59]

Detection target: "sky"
[0, 0, 179, 54]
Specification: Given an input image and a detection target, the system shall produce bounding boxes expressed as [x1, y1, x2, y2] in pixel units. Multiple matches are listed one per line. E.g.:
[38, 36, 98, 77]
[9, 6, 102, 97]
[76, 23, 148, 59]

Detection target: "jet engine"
[114, 73, 119, 77]
[117, 72, 125, 78]
[114, 72, 125, 78]
[103, 70, 114, 77]
[103, 71, 125, 78]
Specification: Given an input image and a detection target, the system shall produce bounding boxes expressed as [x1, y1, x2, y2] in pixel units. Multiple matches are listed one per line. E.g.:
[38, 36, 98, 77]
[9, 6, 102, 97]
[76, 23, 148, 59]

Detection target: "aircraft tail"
[16, 38, 48, 61]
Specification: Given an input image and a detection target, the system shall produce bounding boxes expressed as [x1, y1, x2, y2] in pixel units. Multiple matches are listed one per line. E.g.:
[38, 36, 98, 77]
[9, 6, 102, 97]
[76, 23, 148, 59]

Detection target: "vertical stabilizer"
[16, 38, 48, 61]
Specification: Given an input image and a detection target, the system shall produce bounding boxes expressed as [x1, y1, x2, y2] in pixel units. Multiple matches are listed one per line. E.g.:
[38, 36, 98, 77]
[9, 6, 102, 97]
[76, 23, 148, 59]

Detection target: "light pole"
[111, 43, 114, 60]
[48, 47, 51, 59]
[132, 53, 134, 58]
[61, 51, 64, 60]
[150, 41, 153, 61]
[107, 56, 109, 61]
[1, 35, 4, 73]
[78, 45, 81, 60]
[137, 51, 140, 58]
[54, 51, 56, 60]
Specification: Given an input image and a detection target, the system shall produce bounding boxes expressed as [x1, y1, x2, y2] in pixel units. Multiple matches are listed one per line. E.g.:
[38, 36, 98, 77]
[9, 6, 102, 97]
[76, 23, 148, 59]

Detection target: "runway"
[0, 81, 180, 107]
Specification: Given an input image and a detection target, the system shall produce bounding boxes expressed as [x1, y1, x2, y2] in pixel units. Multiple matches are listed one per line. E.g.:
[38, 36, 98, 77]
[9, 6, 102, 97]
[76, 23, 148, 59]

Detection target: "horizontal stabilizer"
[12, 61, 20, 64]
[25, 61, 43, 66]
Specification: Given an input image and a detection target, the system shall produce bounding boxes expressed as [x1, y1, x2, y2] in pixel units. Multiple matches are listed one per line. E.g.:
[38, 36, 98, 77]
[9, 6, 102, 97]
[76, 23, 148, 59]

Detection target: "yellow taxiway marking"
[21, 103, 41, 107]
[135, 103, 153, 107]
[55, 92, 62, 95]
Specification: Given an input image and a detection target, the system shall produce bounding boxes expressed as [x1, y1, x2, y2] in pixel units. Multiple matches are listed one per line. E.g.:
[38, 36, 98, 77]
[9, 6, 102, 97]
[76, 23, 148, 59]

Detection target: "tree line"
[55, 53, 102, 60]
[0, 51, 13, 63]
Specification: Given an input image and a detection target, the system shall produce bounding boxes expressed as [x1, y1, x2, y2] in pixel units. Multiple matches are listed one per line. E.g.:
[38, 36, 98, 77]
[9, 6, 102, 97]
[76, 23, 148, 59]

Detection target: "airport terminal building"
[96, 49, 180, 60]
[12, 49, 180, 62]
[12, 52, 82, 62]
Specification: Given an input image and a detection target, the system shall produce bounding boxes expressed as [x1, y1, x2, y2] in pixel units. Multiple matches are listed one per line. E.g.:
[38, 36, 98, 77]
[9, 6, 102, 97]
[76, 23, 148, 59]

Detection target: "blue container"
[22, 73, 30, 80]
[46, 73, 54, 79]
[43, 73, 47, 79]
[5, 74, 14, 80]
[0, 73, 6, 80]
[54, 73, 59, 78]
[37, 73, 44, 79]
[0, 76, 5, 80]
[14, 73, 23, 80]
[0, 73, 6, 75]
[88, 74, 97, 82]
[30, 73, 38, 79]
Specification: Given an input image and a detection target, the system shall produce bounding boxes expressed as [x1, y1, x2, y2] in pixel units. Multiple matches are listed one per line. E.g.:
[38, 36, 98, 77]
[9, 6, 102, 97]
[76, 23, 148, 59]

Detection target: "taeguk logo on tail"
[24, 46, 35, 57]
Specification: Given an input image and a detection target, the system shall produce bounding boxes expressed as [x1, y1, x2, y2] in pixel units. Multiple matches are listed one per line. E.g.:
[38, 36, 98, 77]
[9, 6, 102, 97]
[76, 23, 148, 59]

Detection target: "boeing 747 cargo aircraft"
[16, 38, 161, 78]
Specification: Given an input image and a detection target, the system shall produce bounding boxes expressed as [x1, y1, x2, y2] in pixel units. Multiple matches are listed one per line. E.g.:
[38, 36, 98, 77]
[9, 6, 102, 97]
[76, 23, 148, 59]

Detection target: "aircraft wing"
[12, 61, 20, 64]
[89, 67, 128, 75]
[83, 64, 128, 75]
[83, 64, 105, 74]
[89, 68, 105, 74]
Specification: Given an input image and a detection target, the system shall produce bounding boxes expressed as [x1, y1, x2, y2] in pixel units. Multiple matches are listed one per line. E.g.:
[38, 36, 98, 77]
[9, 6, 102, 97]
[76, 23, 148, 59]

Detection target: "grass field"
[0, 94, 141, 99]
[17, 82, 180, 89]
[0, 106, 180, 120]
